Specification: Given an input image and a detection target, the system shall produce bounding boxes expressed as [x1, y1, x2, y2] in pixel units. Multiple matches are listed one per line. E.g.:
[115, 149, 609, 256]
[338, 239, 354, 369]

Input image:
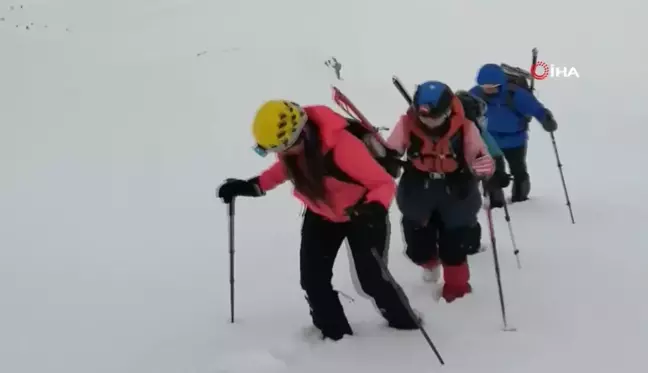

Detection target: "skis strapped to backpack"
[500, 63, 533, 92]
[332, 86, 389, 143]
[330, 86, 402, 179]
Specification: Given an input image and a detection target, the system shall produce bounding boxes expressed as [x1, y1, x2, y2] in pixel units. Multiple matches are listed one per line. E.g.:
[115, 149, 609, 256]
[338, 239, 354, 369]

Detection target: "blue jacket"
[469, 64, 549, 149]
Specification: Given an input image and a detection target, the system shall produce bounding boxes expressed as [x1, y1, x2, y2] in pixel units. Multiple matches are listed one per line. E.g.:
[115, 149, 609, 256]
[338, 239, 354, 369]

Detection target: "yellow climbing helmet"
[252, 100, 308, 156]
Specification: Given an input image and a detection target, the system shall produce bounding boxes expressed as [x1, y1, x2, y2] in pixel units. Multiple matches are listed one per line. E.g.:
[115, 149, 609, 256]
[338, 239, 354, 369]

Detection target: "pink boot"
[442, 261, 472, 303]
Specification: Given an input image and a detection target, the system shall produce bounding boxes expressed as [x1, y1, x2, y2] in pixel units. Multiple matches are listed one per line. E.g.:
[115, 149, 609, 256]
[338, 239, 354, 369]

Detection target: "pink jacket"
[257, 105, 396, 222]
[386, 98, 495, 178]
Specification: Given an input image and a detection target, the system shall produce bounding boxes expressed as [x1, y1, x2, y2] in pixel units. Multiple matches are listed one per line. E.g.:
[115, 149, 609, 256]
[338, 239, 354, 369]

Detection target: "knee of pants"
[402, 217, 438, 265]
[347, 253, 390, 299]
[515, 174, 530, 185]
[511, 168, 529, 182]
[508, 159, 528, 180]
[439, 223, 481, 265]
[300, 268, 335, 295]
[354, 271, 386, 299]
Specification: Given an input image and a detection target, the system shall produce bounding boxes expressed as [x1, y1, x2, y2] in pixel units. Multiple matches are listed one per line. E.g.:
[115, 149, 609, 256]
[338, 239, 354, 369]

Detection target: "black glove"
[346, 201, 387, 229]
[380, 148, 404, 178]
[541, 109, 557, 132]
[493, 169, 511, 188]
[217, 177, 264, 204]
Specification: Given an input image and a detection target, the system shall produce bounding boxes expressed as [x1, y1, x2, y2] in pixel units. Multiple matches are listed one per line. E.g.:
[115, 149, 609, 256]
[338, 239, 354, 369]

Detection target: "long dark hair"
[281, 121, 328, 204]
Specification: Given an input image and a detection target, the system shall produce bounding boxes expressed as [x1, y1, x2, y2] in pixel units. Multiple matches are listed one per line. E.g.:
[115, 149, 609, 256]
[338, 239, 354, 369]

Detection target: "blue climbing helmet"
[412, 81, 454, 128]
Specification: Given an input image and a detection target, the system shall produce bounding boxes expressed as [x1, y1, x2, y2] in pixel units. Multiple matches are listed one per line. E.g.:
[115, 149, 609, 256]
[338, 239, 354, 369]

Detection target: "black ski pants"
[498, 145, 529, 183]
[300, 209, 415, 340]
[396, 171, 483, 266]
[493, 145, 530, 201]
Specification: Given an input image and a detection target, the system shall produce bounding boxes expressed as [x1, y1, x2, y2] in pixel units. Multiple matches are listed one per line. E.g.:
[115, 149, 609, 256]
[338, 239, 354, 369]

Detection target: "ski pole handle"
[530, 48, 539, 92]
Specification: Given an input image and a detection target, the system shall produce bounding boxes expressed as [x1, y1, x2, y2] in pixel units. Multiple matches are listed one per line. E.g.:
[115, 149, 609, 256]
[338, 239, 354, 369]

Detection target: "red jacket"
[257, 105, 395, 222]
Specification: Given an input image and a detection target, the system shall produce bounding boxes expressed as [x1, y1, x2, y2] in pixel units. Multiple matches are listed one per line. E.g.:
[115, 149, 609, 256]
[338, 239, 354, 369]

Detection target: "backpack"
[478, 63, 535, 130]
[500, 63, 533, 93]
[455, 90, 487, 132]
[323, 118, 403, 186]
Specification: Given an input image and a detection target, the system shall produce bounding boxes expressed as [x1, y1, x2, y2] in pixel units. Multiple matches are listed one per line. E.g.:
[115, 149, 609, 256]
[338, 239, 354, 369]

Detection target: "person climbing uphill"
[217, 100, 419, 341]
[469, 63, 558, 206]
[387, 81, 494, 303]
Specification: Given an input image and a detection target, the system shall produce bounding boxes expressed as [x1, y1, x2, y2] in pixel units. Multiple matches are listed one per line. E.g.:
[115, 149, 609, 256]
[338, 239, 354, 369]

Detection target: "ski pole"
[550, 133, 575, 223]
[484, 196, 515, 331]
[228, 198, 236, 323]
[483, 178, 522, 268]
[530, 48, 575, 224]
[370, 248, 445, 365]
[501, 201, 521, 268]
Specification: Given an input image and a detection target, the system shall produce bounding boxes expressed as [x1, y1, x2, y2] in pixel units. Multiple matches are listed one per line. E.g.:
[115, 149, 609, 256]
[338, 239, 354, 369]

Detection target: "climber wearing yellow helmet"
[217, 99, 419, 341]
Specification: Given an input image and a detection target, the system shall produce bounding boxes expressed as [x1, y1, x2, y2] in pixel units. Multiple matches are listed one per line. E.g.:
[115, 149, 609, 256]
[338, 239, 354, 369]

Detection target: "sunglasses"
[252, 134, 304, 158]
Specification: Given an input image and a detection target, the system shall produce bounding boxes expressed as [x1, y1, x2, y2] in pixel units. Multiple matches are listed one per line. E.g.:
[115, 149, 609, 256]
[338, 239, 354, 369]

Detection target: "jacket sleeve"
[386, 115, 409, 154]
[513, 89, 558, 131]
[513, 89, 548, 121]
[332, 132, 396, 209]
[463, 121, 495, 177]
[257, 160, 288, 192]
[481, 129, 503, 158]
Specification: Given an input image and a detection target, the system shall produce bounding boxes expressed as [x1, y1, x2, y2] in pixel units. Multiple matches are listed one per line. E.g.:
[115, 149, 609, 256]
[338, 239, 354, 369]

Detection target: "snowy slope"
[1, 0, 647, 372]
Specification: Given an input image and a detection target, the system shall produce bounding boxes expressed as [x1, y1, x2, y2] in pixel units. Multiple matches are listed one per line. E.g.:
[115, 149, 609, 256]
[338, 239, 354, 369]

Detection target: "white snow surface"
[2, 0, 647, 372]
